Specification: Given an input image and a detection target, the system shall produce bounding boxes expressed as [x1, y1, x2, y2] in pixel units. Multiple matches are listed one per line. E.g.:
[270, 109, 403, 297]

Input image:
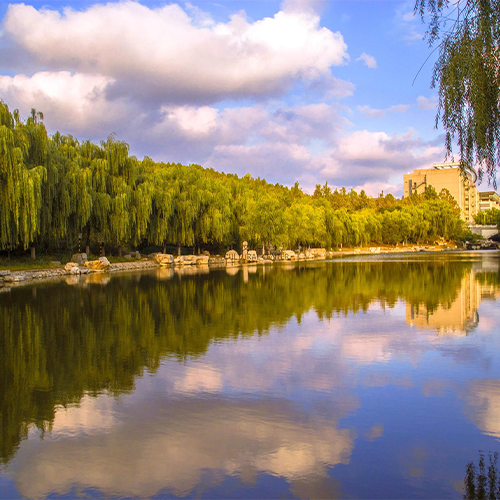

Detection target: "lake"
[1, 252, 500, 499]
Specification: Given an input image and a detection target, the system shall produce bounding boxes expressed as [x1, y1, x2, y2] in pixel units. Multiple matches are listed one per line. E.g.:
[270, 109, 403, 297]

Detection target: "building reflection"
[406, 270, 500, 335]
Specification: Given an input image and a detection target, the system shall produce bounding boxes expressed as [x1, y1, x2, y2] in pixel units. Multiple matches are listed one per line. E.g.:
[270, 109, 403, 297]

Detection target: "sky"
[0, 0, 456, 196]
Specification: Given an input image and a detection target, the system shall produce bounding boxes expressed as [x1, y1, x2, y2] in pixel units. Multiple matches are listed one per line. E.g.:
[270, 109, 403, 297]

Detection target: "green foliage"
[0, 100, 468, 255]
[415, 0, 500, 184]
[474, 208, 500, 227]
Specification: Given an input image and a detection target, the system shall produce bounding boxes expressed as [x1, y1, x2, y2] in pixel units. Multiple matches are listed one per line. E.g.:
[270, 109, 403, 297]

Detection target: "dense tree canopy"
[0, 101, 470, 256]
[415, 0, 500, 185]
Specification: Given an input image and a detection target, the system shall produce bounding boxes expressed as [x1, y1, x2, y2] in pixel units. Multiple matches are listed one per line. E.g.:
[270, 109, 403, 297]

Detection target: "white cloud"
[3, 1, 349, 104]
[0, 71, 131, 136]
[417, 95, 438, 110]
[358, 104, 409, 118]
[321, 129, 445, 191]
[356, 52, 377, 69]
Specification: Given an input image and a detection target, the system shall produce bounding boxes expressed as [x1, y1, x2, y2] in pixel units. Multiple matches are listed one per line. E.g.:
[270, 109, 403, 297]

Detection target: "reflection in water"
[464, 379, 500, 439]
[463, 451, 500, 500]
[12, 398, 354, 499]
[0, 254, 500, 498]
[406, 271, 483, 335]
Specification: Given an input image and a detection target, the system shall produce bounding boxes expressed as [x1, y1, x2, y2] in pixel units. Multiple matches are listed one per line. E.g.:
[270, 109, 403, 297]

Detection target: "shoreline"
[0, 245, 493, 290]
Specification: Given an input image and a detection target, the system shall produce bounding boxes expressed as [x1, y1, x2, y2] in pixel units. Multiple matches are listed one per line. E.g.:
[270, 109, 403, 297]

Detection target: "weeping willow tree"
[415, 0, 500, 185]
[0, 103, 46, 252]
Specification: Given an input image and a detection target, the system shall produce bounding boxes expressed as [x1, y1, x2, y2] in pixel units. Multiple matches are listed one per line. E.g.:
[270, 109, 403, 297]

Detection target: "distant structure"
[403, 162, 478, 222]
[479, 191, 500, 211]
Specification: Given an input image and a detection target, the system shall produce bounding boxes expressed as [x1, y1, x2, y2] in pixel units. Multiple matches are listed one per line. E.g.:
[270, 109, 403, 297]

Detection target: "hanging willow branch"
[415, 0, 500, 186]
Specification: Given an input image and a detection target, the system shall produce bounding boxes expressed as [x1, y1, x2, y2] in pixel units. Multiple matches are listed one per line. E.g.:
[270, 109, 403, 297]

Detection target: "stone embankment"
[0, 245, 457, 289]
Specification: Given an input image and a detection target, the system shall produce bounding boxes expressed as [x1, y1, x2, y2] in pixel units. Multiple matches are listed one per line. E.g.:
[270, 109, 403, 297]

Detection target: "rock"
[208, 256, 226, 267]
[124, 255, 133, 260]
[64, 262, 81, 275]
[196, 255, 209, 266]
[71, 253, 88, 265]
[282, 250, 296, 261]
[308, 248, 326, 259]
[50, 261, 62, 266]
[247, 250, 258, 262]
[0, 270, 11, 277]
[84, 257, 111, 272]
[174, 255, 199, 266]
[225, 249, 240, 261]
[155, 253, 174, 266]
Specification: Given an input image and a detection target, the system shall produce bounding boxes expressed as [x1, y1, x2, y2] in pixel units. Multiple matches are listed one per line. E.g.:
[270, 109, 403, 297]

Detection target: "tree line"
[0, 101, 470, 257]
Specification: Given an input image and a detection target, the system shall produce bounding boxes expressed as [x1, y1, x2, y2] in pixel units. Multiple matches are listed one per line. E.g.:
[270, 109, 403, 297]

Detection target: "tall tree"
[416, 0, 500, 184]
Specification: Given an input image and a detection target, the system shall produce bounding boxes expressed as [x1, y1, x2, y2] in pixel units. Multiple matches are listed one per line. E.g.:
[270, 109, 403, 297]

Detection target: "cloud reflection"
[10, 398, 355, 499]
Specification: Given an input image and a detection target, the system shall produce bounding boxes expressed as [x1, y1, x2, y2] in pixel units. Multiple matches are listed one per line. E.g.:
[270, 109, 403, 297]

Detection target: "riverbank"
[0, 243, 464, 289]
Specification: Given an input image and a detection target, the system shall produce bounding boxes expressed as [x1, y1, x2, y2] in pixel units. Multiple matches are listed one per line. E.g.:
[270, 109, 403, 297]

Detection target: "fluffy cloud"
[0, 71, 130, 137]
[356, 52, 377, 69]
[3, 1, 349, 105]
[357, 104, 409, 118]
[321, 129, 445, 191]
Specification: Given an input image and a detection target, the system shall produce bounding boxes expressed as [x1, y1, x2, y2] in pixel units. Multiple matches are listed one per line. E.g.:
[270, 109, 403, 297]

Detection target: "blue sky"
[0, 0, 453, 195]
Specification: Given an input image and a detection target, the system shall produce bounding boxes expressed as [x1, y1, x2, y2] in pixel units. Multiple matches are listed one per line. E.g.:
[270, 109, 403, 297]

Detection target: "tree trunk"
[177, 244, 181, 256]
[31, 243, 36, 260]
[118, 246, 122, 257]
[262, 242, 265, 256]
[85, 225, 91, 256]
[163, 240, 167, 254]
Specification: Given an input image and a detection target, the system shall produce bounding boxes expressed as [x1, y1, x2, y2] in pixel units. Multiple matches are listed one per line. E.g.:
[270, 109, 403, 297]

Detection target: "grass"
[0, 253, 136, 271]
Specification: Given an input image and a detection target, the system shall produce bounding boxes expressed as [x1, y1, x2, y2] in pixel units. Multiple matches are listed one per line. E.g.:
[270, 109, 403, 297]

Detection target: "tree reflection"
[464, 451, 500, 500]
[0, 259, 495, 464]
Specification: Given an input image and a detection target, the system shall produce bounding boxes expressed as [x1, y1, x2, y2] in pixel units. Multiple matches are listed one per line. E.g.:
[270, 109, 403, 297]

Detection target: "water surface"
[1, 253, 500, 498]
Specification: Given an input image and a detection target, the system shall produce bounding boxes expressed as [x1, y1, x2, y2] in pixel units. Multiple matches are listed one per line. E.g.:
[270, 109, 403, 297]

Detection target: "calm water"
[1, 253, 500, 499]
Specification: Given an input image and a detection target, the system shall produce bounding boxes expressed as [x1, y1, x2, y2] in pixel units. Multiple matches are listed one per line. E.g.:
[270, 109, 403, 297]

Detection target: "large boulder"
[64, 262, 81, 275]
[225, 249, 240, 261]
[71, 253, 88, 265]
[154, 253, 174, 266]
[196, 255, 209, 266]
[174, 255, 202, 266]
[247, 250, 258, 262]
[84, 257, 111, 272]
[308, 248, 326, 259]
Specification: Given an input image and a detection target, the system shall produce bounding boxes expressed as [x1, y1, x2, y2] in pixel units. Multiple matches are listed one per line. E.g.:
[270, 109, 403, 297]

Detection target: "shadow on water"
[0, 256, 499, 466]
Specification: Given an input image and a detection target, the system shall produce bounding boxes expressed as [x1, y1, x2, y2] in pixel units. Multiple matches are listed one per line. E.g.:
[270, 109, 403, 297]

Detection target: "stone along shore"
[0, 244, 455, 289]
